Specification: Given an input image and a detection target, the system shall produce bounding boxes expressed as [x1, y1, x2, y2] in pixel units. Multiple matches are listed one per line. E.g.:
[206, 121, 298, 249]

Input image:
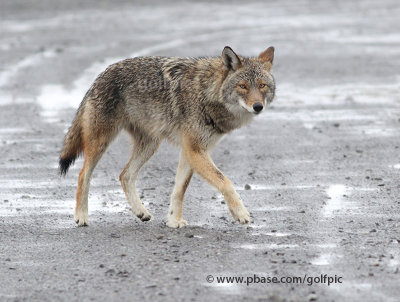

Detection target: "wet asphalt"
[0, 0, 400, 301]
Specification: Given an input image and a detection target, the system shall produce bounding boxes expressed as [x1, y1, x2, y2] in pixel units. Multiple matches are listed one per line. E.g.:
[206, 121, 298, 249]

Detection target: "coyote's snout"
[59, 45, 276, 228]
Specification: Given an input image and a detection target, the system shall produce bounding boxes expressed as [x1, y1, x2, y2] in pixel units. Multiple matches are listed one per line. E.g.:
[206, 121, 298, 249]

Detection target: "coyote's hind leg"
[120, 131, 160, 222]
[75, 135, 111, 226]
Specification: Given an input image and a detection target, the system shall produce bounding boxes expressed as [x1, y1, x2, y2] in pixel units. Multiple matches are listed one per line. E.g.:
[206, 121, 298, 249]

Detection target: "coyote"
[59, 46, 275, 228]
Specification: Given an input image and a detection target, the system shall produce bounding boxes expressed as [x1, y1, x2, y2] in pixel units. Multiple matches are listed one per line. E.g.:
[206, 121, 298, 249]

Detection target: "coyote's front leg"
[167, 151, 193, 228]
[182, 135, 250, 224]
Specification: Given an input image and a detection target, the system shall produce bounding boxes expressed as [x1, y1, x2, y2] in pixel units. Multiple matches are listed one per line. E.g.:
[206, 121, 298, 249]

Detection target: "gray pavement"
[0, 0, 400, 301]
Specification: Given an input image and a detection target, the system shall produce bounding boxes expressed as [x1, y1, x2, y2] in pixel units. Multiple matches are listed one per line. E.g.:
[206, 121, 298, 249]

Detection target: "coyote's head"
[221, 46, 275, 115]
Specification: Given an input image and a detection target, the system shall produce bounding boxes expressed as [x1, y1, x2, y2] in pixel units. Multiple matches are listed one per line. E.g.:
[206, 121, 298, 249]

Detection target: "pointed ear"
[258, 46, 274, 68]
[222, 46, 242, 71]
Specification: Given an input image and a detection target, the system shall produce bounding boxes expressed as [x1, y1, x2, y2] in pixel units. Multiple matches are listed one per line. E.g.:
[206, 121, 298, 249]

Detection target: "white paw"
[166, 217, 188, 228]
[230, 206, 251, 224]
[131, 206, 152, 222]
[74, 210, 88, 227]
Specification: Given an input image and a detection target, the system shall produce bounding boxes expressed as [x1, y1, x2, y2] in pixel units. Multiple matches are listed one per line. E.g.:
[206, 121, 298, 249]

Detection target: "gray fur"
[59, 46, 276, 227]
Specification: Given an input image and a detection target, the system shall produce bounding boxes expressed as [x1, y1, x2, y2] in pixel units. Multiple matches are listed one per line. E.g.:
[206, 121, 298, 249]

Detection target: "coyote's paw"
[230, 206, 251, 224]
[132, 206, 152, 222]
[74, 211, 89, 227]
[166, 217, 188, 228]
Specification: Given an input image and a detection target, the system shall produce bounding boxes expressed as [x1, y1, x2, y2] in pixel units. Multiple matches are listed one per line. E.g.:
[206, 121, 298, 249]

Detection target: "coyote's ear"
[258, 46, 274, 69]
[222, 46, 242, 71]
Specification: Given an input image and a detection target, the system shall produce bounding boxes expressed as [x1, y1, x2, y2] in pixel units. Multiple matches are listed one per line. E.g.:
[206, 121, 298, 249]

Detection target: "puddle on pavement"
[206, 281, 242, 294]
[0, 49, 57, 87]
[252, 232, 292, 237]
[252, 206, 294, 212]
[0, 191, 129, 217]
[236, 184, 315, 191]
[323, 184, 347, 217]
[349, 126, 398, 137]
[311, 253, 332, 266]
[323, 185, 379, 218]
[315, 243, 337, 249]
[235, 243, 298, 250]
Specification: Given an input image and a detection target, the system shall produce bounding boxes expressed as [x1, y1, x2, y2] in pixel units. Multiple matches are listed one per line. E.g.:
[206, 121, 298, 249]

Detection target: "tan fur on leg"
[167, 151, 193, 228]
[182, 135, 250, 224]
[75, 141, 108, 226]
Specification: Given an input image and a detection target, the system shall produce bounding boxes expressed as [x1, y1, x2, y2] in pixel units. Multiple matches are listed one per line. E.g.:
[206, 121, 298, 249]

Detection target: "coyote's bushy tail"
[59, 109, 84, 176]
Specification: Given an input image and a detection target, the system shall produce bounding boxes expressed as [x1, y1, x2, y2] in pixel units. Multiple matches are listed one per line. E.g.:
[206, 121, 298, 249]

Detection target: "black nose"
[253, 102, 263, 113]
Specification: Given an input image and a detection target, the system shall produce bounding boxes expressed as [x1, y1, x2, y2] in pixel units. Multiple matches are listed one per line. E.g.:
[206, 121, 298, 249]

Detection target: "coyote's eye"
[259, 83, 266, 89]
[238, 84, 247, 89]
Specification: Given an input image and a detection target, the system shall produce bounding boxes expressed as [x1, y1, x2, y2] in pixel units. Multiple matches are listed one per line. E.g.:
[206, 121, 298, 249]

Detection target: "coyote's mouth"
[238, 99, 254, 113]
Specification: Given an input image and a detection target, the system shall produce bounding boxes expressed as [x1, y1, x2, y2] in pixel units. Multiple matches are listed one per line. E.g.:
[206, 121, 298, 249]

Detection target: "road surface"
[0, 0, 399, 301]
